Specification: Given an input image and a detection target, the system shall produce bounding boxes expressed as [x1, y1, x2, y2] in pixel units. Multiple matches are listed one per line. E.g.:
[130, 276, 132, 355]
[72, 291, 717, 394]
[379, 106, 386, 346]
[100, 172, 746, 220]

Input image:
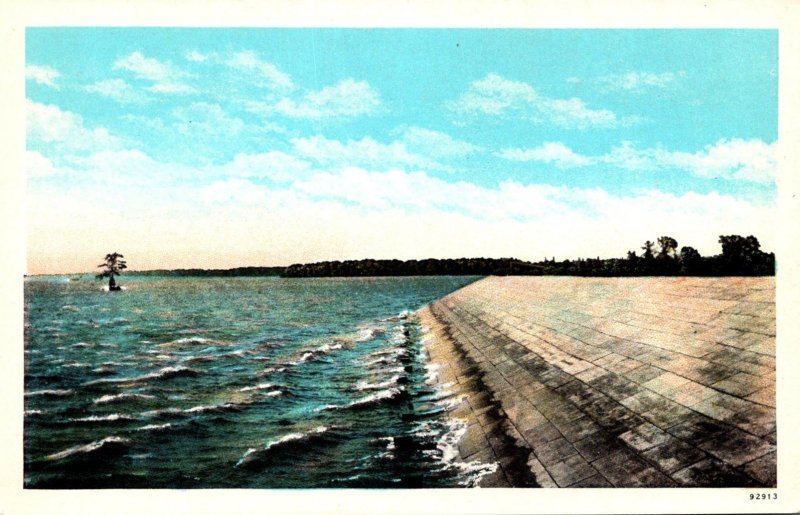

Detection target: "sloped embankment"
[419, 276, 776, 487]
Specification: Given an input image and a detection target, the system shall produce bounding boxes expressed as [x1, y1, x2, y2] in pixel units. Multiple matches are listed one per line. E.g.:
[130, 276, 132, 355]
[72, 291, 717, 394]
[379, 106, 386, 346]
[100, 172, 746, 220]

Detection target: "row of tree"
[282, 257, 543, 277]
[281, 235, 774, 277]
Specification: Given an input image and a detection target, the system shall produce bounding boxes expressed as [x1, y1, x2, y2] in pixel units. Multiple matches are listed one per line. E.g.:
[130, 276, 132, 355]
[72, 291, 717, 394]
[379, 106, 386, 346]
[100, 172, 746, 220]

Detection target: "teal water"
[23, 275, 496, 488]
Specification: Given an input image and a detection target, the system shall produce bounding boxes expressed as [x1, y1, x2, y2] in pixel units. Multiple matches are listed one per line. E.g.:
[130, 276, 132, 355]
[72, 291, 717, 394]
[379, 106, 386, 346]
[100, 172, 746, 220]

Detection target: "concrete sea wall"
[420, 276, 776, 487]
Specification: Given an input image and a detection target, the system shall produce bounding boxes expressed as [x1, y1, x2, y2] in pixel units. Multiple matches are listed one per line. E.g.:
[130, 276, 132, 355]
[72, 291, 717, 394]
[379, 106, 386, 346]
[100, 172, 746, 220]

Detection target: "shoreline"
[418, 304, 543, 487]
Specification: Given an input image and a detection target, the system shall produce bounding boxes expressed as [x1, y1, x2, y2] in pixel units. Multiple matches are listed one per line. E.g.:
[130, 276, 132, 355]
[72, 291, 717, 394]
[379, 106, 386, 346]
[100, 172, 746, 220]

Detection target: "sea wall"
[418, 276, 776, 487]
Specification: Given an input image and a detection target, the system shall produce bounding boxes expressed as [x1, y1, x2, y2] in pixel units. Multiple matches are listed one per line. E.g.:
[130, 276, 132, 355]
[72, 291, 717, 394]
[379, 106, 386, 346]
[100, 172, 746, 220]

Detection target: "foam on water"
[94, 392, 157, 404]
[25, 389, 74, 397]
[47, 436, 130, 461]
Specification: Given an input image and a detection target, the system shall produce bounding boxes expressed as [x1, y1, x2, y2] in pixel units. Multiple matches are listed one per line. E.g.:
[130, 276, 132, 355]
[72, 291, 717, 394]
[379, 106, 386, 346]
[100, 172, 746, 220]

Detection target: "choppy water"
[24, 275, 494, 488]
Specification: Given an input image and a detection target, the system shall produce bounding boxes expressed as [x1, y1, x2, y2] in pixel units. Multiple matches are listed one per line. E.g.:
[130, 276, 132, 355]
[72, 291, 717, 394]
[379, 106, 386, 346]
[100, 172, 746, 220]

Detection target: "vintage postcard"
[3, 1, 800, 514]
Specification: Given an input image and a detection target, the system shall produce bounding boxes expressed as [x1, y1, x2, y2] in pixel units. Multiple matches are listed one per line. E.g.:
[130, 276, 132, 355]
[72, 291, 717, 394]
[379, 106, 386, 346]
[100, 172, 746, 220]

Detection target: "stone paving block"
[745, 386, 775, 408]
[672, 457, 759, 487]
[641, 372, 691, 395]
[526, 452, 557, 487]
[536, 437, 579, 467]
[641, 436, 707, 473]
[712, 372, 770, 397]
[592, 448, 674, 487]
[556, 415, 602, 443]
[571, 474, 613, 487]
[573, 433, 628, 463]
[640, 401, 696, 430]
[626, 365, 667, 384]
[698, 428, 775, 467]
[740, 451, 777, 487]
[619, 422, 673, 452]
[547, 454, 598, 487]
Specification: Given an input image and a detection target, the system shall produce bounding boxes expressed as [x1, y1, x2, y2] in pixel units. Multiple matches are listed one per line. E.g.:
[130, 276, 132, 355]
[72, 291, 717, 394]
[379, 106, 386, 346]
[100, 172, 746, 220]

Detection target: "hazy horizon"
[26, 29, 777, 275]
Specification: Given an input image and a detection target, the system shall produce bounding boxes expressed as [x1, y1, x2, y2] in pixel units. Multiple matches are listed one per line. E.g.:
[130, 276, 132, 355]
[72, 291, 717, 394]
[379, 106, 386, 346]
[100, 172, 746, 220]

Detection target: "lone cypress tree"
[97, 252, 127, 291]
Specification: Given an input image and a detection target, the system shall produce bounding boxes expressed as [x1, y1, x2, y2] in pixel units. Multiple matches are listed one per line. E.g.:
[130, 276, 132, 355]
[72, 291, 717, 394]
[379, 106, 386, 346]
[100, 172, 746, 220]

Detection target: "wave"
[84, 366, 201, 386]
[25, 409, 47, 417]
[181, 355, 217, 364]
[354, 375, 401, 391]
[257, 366, 287, 376]
[70, 342, 92, 348]
[184, 403, 240, 414]
[321, 387, 404, 412]
[140, 407, 188, 419]
[136, 422, 173, 432]
[93, 393, 157, 405]
[25, 389, 74, 397]
[47, 436, 130, 461]
[356, 326, 384, 342]
[238, 383, 275, 392]
[288, 342, 343, 365]
[436, 419, 498, 486]
[62, 362, 90, 368]
[235, 426, 331, 468]
[382, 310, 410, 322]
[71, 413, 136, 423]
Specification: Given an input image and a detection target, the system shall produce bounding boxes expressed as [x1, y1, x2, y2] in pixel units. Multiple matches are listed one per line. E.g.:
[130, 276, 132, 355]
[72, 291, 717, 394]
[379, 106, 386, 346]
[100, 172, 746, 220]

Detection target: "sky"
[25, 28, 778, 274]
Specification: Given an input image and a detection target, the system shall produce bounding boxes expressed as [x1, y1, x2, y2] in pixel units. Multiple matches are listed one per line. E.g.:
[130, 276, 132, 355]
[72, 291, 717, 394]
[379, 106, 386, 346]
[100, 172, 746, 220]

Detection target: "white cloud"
[601, 139, 776, 183]
[498, 138, 776, 183]
[26, 151, 61, 178]
[26, 100, 123, 153]
[399, 127, 478, 158]
[225, 50, 294, 93]
[215, 152, 311, 182]
[666, 139, 776, 183]
[499, 142, 592, 168]
[598, 71, 685, 92]
[450, 73, 630, 129]
[84, 78, 147, 104]
[290, 135, 441, 171]
[185, 50, 209, 62]
[114, 51, 195, 94]
[26, 64, 60, 89]
[250, 79, 381, 120]
[172, 102, 245, 137]
[198, 179, 271, 204]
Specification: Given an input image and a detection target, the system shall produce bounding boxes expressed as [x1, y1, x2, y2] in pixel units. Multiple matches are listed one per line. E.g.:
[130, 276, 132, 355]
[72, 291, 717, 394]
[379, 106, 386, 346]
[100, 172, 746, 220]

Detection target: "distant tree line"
[129, 266, 285, 277]
[282, 258, 542, 278]
[281, 235, 774, 278]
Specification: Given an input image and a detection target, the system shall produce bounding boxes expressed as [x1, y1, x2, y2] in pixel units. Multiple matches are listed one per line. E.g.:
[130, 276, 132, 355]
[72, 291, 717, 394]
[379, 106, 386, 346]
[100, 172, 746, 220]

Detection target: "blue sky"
[25, 28, 777, 273]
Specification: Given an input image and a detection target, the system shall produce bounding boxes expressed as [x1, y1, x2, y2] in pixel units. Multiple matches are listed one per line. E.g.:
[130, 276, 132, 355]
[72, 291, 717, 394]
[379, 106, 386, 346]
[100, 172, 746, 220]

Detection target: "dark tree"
[641, 241, 655, 261]
[679, 246, 702, 274]
[97, 252, 127, 290]
[657, 236, 679, 259]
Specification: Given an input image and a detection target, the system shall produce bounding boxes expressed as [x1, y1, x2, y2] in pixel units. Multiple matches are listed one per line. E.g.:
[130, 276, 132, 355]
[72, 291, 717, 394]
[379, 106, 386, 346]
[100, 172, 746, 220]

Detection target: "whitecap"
[47, 436, 130, 461]
[25, 388, 74, 397]
[84, 366, 200, 386]
[238, 383, 274, 392]
[93, 392, 156, 404]
[136, 423, 172, 432]
[321, 387, 403, 412]
[354, 375, 401, 391]
[235, 426, 330, 467]
[71, 413, 135, 423]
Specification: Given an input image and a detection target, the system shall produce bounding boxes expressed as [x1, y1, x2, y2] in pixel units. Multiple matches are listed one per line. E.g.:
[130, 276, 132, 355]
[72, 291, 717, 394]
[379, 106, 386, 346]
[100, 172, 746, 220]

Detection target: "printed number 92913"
[750, 493, 777, 500]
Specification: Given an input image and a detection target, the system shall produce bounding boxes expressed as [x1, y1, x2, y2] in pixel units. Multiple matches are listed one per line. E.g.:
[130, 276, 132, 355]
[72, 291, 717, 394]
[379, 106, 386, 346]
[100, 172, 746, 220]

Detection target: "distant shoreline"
[25, 234, 776, 279]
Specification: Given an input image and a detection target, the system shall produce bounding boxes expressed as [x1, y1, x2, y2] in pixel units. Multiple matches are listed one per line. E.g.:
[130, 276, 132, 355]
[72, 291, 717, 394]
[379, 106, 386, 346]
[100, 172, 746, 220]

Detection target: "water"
[23, 275, 493, 488]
